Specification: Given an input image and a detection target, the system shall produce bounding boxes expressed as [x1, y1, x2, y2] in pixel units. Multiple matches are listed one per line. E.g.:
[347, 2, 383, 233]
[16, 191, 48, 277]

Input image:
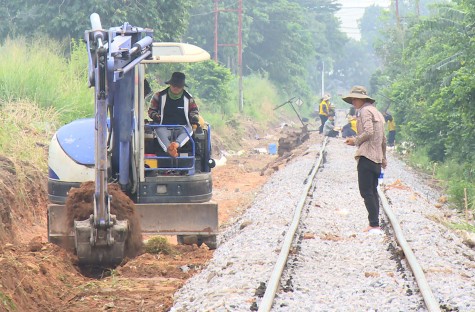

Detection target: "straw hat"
[342, 86, 375, 104]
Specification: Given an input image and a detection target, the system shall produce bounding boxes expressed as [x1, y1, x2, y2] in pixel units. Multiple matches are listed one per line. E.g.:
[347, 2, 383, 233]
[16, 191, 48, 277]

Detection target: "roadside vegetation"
[0, 37, 283, 169]
[372, 0, 475, 215]
[1, 0, 473, 223]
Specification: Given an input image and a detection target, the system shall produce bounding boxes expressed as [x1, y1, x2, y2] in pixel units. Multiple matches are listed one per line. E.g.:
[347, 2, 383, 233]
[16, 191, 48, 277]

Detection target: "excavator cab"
[47, 14, 218, 265]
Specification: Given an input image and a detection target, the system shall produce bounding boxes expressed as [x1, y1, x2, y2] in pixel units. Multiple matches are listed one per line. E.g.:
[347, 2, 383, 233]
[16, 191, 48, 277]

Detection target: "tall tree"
[374, 0, 474, 163]
[1, 0, 193, 42]
[186, 0, 346, 104]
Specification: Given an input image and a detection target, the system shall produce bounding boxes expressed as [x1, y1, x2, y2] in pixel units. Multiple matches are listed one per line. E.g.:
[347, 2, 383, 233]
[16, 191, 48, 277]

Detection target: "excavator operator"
[148, 72, 201, 157]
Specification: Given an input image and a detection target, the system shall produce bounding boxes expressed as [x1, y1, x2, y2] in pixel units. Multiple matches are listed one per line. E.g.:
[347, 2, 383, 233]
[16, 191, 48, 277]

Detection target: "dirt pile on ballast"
[65, 181, 143, 259]
[277, 124, 310, 156]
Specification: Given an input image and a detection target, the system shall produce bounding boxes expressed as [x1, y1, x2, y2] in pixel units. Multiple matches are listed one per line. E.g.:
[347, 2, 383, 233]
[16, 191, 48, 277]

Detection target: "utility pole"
[395, 0, 401, 30]
[213, 0, 244, 112]
[214, 0, 218, 62]
[321, 60, 325, 98]
[238, 0, 243, 113]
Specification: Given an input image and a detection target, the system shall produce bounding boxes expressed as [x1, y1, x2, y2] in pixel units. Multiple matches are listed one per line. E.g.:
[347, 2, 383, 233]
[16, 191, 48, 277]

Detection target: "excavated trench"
[65, 181, 143, 275]
[0, 123, 312, 311]
[66, 182, 143, 258]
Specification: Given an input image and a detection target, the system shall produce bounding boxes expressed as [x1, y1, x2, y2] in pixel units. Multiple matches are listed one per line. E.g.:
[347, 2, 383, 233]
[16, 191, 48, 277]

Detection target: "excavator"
[47, 14, 218, 265]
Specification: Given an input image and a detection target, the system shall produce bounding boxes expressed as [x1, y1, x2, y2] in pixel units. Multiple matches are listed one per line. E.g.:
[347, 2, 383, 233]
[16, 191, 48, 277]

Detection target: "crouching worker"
[342, 116, 357, 138]
[323, 114, 339, 137]
[148, 72, 201, 158]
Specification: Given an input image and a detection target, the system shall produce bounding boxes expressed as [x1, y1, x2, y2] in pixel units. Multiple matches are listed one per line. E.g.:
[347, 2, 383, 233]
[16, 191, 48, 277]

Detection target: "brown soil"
[0, 122, 318, 312]
[66, 181, 143, 259]
[0, 155, 16, 244]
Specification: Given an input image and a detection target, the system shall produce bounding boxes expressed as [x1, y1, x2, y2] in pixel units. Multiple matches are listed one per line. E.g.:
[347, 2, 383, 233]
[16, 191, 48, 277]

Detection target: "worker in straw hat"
[343, 86, 387, 233]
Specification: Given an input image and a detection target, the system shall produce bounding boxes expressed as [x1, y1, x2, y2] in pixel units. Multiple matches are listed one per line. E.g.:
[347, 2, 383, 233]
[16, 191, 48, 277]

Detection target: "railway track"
[171, 132, 475, 312]
[258, 137, 441, 312]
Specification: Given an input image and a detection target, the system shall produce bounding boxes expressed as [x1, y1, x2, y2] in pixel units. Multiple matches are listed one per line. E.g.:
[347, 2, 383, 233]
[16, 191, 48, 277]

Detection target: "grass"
[2, 36, 474, 212]
[202, 73, 282, 143]
[0, 101, 60, 170]
[0, 291, 16, 311]
[241, 74, 280, 122]
[192, 73, 283, 152]
[144, 236, 174, 255]
[404, 145, 436, 173]
[399, 142, 475, 216]
[0, 37, 94, 124]
[0, 101, 60, 221]
[448, 222, 475, 233]
[0, 37, 93, 173]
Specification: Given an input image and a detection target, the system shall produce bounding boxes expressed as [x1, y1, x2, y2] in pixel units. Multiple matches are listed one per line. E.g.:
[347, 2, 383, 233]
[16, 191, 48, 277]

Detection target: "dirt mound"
[0, 156, 47, 244]
[277, 124, 310, 156]
[0, 156, 15, 243]
[0, 241, 83, 312]
[65, 181, 143, 259]
[0, 119, 313, 311]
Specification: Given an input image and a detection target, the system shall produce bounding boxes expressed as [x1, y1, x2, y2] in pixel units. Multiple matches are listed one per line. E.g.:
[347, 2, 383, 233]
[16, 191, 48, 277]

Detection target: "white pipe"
[258, 137, 328, 312]
[378, 187, 441, 312]
[321, 60, 325, 98]
[137, 64, 145, 182]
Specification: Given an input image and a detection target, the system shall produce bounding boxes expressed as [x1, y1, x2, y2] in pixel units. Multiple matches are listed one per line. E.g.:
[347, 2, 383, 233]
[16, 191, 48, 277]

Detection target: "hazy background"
[337, 0, 391, 40]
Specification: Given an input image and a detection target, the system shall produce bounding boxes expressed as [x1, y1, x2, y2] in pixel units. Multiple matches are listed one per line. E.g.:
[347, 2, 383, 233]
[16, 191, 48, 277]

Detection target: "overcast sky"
[336, 0, 391, 40]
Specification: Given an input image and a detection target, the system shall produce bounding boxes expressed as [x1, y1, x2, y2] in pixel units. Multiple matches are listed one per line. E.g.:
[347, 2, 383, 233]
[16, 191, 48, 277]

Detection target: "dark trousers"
[357, 156, 382, 227]
[342, 124, 356, 138]
[388, 130, 396, 146]
[326, 130, 339, 137]
[319, 115, 328, 134]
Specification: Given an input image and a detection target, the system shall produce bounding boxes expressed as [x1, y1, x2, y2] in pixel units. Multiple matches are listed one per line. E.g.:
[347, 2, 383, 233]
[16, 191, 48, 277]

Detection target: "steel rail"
[258, 136, 329, 312]
[257, 136, 440, 311]
[378, 187, 441, 312]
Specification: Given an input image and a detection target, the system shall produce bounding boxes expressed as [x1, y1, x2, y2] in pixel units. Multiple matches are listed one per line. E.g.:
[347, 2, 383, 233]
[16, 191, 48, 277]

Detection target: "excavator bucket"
[47, 202, 218, 262]
[74, 216, 128, 265]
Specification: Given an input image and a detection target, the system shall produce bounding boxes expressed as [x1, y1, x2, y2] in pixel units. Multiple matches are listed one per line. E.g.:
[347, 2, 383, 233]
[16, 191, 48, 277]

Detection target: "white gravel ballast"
[171, 137, 475, 312]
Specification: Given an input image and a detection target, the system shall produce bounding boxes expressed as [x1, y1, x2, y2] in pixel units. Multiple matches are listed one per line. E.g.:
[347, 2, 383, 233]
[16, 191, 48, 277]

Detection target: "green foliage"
[447, 180, 475, 212]
[1, 0, 193, 42]
[240, 75, 280, 121]
[243, 0, 317, 96]
[198, 74, 282, 143]
[202, 113, 228, 135]
[144, 236, 174, 255]
[198, 74, 281, 137]
[448, 222, 475, 233]
[3, 0, 351, 121]
[186, 0, 345, 106]
[373, 0, 475, 210]
[435, 159, 475, 211]
[143, 60, 235, 131]
[185, 61, 234, 115]
[373, 1, 471, 161]
[0, 37, 93, 123]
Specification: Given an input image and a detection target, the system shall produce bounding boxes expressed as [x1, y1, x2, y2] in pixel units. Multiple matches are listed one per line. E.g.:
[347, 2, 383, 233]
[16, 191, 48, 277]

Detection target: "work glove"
[150, 112, 161, 123]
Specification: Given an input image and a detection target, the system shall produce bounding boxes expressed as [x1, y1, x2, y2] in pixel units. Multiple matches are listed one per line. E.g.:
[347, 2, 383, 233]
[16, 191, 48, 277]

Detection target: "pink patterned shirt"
[354, 103, 387, 164]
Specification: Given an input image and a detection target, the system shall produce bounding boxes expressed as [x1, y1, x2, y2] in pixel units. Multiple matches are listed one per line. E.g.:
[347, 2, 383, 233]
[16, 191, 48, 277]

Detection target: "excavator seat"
[144, 124, 209, 175]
